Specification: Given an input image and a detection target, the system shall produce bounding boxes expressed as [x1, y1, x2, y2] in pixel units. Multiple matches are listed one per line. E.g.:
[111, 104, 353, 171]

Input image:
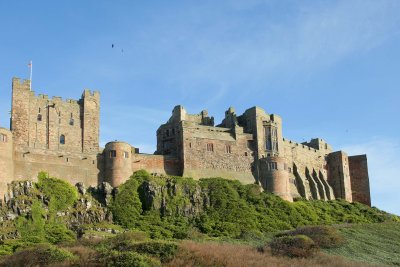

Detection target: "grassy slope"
[326, 222, 400, 266]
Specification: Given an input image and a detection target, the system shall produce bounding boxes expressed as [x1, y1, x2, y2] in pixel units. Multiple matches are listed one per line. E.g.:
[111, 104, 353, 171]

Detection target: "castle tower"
[327, 151, 352, 202]
[11, 78, 31, 147]
[104, 141, 133, 187]
[0, 128, 14, 199]
[82, 90, 100, 153]
[259, 156, 292, 201]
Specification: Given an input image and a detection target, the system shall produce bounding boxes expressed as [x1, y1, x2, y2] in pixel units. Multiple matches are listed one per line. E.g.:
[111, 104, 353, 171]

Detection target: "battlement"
[83, 89, 100, 98]
[12, 77, 31, 90]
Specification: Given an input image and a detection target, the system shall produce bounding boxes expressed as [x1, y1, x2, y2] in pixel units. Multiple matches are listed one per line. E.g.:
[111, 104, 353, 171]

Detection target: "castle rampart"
[0, 77, 372, 207]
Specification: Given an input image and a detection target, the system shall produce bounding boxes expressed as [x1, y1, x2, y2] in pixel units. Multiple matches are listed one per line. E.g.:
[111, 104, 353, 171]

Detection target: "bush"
[36, 172, 78, 212]
[269, 235, 317, 258]
[0, 244, 75, 266]
[16, 200, 46, 243]
[284, 226, 345, 248]
[129, 241, 178, 262]
[110, 172, 144, 228]
[99, 250, 159, 267]
[44, 223, 76, 244]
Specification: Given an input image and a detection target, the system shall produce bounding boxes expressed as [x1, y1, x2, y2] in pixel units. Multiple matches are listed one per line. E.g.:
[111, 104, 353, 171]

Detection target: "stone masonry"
[0, 77, 371, 206]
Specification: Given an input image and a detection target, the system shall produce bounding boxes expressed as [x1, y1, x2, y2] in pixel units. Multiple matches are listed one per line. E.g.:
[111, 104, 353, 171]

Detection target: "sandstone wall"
[131, 154, 181, 177]
[349, 155, 371, 206]
[0, 128, 14, 199]
[281, 139, 336, 201]
[13, 148, 101, 187]
[181, 124, 255, 184]
[327, 151, 352, 202]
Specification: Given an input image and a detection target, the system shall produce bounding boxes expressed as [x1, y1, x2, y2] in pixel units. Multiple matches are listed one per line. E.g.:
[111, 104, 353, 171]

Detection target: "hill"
[0, 170, 398, 266]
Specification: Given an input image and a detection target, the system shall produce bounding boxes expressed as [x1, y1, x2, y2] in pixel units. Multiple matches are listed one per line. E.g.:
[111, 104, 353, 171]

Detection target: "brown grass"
[165, 241, 383, 267]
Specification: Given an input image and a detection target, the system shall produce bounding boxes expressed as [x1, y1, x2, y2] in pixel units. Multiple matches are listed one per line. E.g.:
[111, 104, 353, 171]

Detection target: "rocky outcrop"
[138, 177, 206, 217]
[0, 181, 114, 240]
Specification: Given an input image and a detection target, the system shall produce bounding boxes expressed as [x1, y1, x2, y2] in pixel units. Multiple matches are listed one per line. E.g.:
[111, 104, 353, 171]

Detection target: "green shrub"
[0, 244, 75, 266]
[109, 172, 399, 240]
[283, 225, 345, 248]
[16, 200, 46, 243]
[99, 250, 159, 267]
[44, 222, 76, 244]
[36, 171, 78, 212]
[110, 173, 144, 228]
[128, 241, 178, 262]
[269, 234, 317, 258]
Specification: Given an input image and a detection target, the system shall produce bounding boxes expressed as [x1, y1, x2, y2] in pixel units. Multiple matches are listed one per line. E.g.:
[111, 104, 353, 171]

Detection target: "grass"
[165, 240, 381, 267]
[326, 222, 400, 266]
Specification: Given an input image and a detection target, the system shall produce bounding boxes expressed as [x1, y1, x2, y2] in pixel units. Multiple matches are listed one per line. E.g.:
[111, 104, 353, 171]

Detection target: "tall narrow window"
[265, 125, 278, 153]
[124, 151, 129, 158]
[225, 145, 231, 153]
[37, 114, 42, 121]
[110, 150, 117, 158]
[69, 113, 74, 125]
[1, 134, 7, 142]
[206, 143, 214, 152]
[60, 134, 65, 144]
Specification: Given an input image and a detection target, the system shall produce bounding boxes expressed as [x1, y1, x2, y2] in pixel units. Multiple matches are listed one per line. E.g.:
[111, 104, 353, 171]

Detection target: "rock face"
[0, 181, 113, 240]
[138, 177, 206, 217]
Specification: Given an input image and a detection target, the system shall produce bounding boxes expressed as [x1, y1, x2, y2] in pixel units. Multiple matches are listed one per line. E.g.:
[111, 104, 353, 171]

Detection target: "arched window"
[60, 134, 65, 144]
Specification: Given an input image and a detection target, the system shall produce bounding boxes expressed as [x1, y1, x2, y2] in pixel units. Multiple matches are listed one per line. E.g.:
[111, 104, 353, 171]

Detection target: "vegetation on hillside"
[0, 170, 398, 266]
[110, 170, 398, 240]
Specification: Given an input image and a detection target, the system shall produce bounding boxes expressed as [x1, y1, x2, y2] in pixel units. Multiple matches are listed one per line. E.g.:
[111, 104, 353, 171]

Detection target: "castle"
[0, 78, 371, 205]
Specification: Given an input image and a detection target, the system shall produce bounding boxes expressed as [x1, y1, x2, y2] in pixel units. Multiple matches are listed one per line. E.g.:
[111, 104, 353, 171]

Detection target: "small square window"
[110, 150, 117, 158]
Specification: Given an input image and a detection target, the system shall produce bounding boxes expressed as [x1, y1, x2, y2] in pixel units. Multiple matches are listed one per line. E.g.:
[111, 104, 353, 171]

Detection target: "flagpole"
[29, 60, 32, 91]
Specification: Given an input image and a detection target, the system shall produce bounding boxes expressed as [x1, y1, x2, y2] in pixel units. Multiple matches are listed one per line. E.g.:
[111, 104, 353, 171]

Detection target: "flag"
[28, 61, 32, 68]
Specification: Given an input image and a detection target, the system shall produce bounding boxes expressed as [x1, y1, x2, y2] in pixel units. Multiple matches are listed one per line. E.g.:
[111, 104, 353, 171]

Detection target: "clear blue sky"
[1, 1, 399, 214]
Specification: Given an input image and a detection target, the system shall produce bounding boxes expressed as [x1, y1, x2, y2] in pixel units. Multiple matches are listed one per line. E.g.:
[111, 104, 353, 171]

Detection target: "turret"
[82, 90, 100, 153]
[104, 141, 132, 187]
[11, 78, 31, 146]
[259, 156, 292, 201]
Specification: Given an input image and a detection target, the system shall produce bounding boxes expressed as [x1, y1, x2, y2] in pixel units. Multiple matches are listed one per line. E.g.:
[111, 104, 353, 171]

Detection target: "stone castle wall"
[349, 155, 371, 206]
[0, 77, 372, 207]
[181, 123, 255, 183]
[0, 128, 14, 198]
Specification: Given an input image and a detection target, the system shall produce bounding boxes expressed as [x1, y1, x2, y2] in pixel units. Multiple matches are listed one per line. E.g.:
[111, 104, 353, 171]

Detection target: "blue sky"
[0, 0, 399, 214]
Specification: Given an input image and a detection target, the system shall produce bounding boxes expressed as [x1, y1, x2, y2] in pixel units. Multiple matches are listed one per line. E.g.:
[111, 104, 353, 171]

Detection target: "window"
[37, 114, 42, 121]
[166, 129, 170, 137]
[268, 162, 277, 170]
[189, 142, 192, 148]
[288, 167, 292, 173]
[1, 134, 7, 142]
[60, 134, 65, 144]
[172, 128, 175, 135]
[244, 152, 248, 156]
[225, 145, 231, 153]
[109, 150, 117, 158]
[69, 118, 74, 126]
[124, 151, 129, 158]
[206, 143, 214, 152]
